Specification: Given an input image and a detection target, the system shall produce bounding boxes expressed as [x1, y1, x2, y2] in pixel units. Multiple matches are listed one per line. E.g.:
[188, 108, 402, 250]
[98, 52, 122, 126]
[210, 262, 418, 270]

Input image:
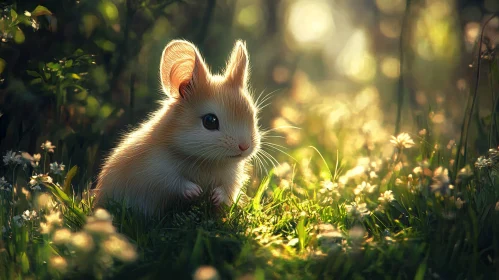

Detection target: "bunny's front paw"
[183, 181, 203, 199]
[211, 187, 227, 206]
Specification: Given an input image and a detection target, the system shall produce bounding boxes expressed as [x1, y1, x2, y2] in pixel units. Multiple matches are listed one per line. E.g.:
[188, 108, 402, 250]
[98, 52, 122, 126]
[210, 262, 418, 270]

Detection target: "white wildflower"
[475, 156, 492, 169]
[0, 177, 11, 191]
[24, 11, 31, 17]
[345, 202, 370, 218]
[378, 190, 395, 203]
[40, 141, 56, 153]
[29, 174, 53, 191]
[22, 210, 37, 221]
[31, 19, 39, 30]
[49, 162, 65, 175]
[353, 181, 377, 195]
[3, 150, 22, 166]
[390, 132, 415, 149]
[430, 167, 454, 194]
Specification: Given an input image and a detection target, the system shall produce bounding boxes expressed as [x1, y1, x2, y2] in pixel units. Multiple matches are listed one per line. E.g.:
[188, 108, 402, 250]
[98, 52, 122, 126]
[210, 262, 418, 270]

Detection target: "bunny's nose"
[238, 143, 250, 151]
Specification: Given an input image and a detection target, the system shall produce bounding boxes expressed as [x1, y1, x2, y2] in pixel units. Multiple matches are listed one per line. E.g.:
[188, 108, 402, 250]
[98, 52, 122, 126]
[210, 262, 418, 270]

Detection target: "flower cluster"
[475, 147, 499, 170]
[45, 208, 137, 275]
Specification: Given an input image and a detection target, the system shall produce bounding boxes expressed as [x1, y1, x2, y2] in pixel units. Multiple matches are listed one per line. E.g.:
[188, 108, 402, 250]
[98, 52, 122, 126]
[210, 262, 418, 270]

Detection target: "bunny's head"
[158, 40, 260, 162]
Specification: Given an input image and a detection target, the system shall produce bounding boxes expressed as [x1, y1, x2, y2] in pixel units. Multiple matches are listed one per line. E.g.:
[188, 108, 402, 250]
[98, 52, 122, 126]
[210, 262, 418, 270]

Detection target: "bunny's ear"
[160, 40, 209, 99]
[224, 40, 249, 88]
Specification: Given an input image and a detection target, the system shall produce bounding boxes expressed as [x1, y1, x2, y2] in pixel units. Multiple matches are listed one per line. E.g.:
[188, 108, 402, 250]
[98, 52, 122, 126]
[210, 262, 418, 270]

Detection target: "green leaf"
[86, 96, 100, 117]
[0, 58, 6, 74]
[31, 6, 52, 17]
[252, 170, 274, 211]
[63, 165, 78, 195]
[29, 78, 43, 85]
[26, 70, 41, 77]
[414, 254, 429, 280]
[98, 1, 119, 21]
[94, 39, 116, 52]
[43, 182, 86, 226]
[46, 62, 61, 70]
[14, 28, 25, 44]
[10, 9, 18, 21]
[297, 217, 307, 252]
[20, 252, 30, 273]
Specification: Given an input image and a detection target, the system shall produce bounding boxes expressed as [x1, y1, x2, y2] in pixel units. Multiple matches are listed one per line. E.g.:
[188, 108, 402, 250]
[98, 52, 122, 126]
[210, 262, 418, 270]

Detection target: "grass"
[1, 132, 499, 280]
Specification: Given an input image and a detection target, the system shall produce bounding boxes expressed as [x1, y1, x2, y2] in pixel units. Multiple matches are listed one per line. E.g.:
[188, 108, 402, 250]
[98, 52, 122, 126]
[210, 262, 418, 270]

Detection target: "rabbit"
[93, 39, 261, 216]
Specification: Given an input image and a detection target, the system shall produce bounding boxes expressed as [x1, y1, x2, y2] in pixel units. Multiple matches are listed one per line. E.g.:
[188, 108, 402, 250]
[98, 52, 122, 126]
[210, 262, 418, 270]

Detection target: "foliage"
[1, 130, 499, 279]
[1, 0, 499, 279]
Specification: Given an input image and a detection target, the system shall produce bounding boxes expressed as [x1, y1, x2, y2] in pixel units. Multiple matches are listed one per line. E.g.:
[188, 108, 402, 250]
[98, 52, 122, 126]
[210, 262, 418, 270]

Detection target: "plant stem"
[395, 0, 411, 135]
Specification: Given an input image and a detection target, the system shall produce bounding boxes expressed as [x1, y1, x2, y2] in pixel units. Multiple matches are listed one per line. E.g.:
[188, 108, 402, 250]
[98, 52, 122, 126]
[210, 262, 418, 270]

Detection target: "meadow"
[1, 0, 499, 279]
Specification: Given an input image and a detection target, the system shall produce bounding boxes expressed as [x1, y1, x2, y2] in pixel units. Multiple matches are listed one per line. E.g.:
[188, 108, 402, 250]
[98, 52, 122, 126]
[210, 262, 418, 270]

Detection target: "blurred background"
[0, 0, 498, 190]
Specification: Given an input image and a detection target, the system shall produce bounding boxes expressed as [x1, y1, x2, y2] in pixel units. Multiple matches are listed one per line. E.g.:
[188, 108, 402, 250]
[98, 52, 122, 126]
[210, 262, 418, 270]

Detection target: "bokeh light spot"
[237, 4, 261, 28]
[336, 30, 376, 83]
[375, 0, 406, 14]
[464, 22, 480, 43]
[286, 0, 334, 48]
[381, 57, 400, 78]
[379, 18, 401, 38]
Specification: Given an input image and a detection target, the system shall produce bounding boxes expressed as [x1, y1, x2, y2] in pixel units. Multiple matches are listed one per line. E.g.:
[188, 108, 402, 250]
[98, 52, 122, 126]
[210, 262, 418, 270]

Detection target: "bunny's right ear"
[160, 40, 209, 99]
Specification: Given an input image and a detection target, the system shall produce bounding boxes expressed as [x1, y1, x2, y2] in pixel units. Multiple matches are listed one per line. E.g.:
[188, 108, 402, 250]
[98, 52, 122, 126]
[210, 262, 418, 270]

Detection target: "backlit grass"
[1, 129, 498, 279]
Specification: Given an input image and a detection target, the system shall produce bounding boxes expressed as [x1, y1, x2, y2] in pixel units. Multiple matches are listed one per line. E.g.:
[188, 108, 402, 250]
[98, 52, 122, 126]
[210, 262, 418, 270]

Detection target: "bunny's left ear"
[224, 40, 249, 88]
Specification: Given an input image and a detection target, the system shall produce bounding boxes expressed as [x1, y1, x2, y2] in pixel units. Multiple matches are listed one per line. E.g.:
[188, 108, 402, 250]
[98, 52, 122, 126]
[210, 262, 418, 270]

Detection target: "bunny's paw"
[183, 181, 203, 199]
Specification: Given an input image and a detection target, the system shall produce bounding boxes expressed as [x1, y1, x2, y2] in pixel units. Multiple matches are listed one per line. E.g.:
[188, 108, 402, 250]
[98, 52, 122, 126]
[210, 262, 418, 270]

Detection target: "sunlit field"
[1, 0, 499, 279]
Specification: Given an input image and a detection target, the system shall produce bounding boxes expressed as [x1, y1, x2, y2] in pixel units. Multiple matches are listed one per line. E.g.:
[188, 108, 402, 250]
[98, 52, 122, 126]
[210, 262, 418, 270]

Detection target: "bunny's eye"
[202, 114, 219, 130]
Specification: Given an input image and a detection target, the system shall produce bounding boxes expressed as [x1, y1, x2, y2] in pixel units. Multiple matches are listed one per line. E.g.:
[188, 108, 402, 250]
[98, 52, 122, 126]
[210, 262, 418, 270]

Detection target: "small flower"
[353, 181, 377, 195]
[457, 165, 473, 179]
[49, 162, 65, 175]
[39, 222, 51, 234]
[33, 153, 41, 163]
[455, 198, 465, 209]
[53, 228, 72, 244]
[93, 208, 112, 222]
[345, 202, 370, 219]
[103, 235, 137, 262]
[45, 210, 62, 226]
[24, 11, 31, 17]
[41, 141, 56, 153]
[488, 147, 499, 163]
[13, 215, 23, 227]
[21, 152, 41, 167]
[49, 256, 68, 273]
[430, 167, 454, 194]
[475, 156, 493, 169]
[29, 174, 53, 190]
[390, 133, 415, 149]
[71, 232, 94, 252]
[321, 180, 336, 191]
[21, 210, 37, 221]
[193, 266, 219, 280]
[3, 150, 22, 166]
[378, 190, 395, 203]
[31, 19, 39, 30]
[0, 177, 11, 191]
